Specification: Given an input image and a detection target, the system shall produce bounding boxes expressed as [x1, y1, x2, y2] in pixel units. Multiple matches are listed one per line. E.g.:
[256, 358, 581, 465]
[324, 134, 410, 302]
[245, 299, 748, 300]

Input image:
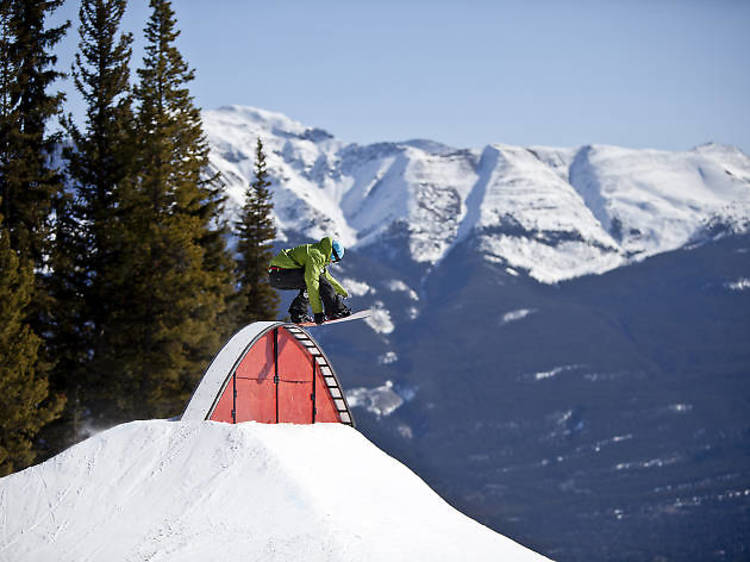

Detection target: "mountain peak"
[399, 138, 459, 155]
[212, 104, 307, 134]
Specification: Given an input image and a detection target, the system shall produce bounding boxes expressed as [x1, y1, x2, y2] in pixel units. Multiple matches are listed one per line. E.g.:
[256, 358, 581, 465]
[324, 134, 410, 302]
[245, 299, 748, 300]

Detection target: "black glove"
[314, 312, 326, 325]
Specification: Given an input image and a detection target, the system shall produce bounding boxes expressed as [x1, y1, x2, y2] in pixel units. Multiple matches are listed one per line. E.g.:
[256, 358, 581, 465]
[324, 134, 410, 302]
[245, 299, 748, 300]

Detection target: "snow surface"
[726, 277, 750, 291]
[364, 301, 395, 335]
[346, 380, 404, 417]
[340, 277, 374, 297]
[531, 365, 583, 381]
[378, 351, 399, 365]
[385, 280, 419, 301]
[501, 308, 537, 325]
[204, 106, 750, 284]
[0, 421, 548, 562]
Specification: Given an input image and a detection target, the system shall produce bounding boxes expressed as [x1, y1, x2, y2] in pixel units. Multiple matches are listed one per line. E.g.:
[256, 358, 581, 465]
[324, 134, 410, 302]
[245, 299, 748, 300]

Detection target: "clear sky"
[50, 0, 750, 152]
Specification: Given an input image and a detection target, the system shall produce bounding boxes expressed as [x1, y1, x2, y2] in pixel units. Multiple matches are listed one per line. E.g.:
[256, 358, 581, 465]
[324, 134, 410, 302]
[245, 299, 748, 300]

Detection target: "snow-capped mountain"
[202, 106, 750, 560]
[0, 420, 548, 561]
[204, 105, 750, 283]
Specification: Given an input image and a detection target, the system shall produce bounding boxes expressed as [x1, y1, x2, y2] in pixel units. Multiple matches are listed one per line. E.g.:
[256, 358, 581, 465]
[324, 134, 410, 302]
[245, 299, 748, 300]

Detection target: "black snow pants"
[268, 267, 346, 319]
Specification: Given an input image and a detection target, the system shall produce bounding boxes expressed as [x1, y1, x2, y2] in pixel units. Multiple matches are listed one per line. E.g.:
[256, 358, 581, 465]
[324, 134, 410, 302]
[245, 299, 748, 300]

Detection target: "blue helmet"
[331, 239, 345, 262]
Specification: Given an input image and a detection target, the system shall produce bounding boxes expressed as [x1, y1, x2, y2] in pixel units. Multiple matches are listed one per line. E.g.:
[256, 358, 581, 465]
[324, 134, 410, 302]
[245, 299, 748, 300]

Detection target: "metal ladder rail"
[285, 325, 354, 426]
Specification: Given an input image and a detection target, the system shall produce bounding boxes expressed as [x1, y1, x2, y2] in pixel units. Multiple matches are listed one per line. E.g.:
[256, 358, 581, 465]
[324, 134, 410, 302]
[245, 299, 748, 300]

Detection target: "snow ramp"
[182, 322, 354, 426]
[0, 421, 550, 561]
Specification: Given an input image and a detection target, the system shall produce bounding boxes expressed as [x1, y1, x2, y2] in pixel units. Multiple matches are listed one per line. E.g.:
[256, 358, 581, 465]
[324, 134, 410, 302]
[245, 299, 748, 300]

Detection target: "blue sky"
[51, 0, 750, 152]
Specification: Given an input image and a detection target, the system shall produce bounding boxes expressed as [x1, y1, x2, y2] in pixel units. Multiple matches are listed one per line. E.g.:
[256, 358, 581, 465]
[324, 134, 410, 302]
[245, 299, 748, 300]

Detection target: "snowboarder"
[268, 236, 351, 324]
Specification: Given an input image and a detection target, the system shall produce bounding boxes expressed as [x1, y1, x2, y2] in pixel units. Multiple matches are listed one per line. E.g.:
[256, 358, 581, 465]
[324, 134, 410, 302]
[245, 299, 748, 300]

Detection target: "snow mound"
[0, 420, 548, 562]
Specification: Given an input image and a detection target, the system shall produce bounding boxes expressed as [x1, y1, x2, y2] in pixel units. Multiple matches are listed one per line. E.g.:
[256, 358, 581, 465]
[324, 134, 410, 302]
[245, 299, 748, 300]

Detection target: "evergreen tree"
[0, 0, 68, 338]
[50, 0, 136, 440]
[235, 137, 279, 324]
[0, 2, 12, 117]
[101, 0, 233, 419]
[0, 0, 68, 264]
[62, 0, 134, 246]
[0, 209, 64, 476]
[0, 0, 68, 468]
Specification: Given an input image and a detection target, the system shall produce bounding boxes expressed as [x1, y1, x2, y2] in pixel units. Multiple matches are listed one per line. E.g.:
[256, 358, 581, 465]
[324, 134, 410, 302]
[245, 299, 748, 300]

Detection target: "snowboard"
[295, 309, 371, 327]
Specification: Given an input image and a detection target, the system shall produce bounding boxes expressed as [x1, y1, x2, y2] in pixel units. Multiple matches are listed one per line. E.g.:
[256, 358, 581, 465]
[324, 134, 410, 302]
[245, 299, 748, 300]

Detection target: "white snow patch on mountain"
[533, 365, 582, 381]
[0, 421, 548, 561]
[397, 424, 414, 440]
[341, 277, 374, 297]
[378, 351, 398, 365]
[385, 279, 419, 300]
[668, 403, 694, 414]
[365, 301, 395, 335]
[699, 200, 750, 239]
[346, 380, 404, 417]
[615, 454, 683, 472]
[726, 278, 750, 291]
[501, 308, 536, 325]
[480, 234, 624, 284]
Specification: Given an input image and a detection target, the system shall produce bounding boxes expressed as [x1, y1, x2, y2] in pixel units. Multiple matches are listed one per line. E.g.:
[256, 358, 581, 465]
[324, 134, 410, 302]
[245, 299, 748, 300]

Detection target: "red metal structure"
[181, 322, 354, 426]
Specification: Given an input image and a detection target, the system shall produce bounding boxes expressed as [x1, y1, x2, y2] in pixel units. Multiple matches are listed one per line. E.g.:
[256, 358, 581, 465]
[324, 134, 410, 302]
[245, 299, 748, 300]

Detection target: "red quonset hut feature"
[181, 322, 354, 426]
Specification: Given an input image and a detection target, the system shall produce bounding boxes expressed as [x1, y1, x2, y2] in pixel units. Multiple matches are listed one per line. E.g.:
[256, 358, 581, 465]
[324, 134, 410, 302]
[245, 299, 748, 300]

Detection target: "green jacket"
[269, 236, 348, 313]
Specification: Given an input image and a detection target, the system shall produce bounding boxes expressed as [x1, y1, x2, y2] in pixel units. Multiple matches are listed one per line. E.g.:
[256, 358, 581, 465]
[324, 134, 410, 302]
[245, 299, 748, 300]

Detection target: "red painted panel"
[279, 381, 312, 423]
[235, 331, 275, 382]
[277, 328, 313, 423]
[208, 326, 347, 425]
[236, 375, 275, 423]
[234, 331, 276, 423]
[315, 365, 342, 423]
[210, 378, 234, 422]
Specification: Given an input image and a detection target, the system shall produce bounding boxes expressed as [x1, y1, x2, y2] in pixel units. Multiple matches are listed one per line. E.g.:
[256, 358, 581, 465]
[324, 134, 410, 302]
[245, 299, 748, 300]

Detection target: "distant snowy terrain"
[196, 107, 750, 560]
[0, 421, 548, 562]
[204, 105, 750, 283]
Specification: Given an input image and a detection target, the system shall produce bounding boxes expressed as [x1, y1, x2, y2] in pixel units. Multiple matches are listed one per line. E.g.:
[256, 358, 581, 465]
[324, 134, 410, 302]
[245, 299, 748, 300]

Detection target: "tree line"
[0, 0, 279, 476]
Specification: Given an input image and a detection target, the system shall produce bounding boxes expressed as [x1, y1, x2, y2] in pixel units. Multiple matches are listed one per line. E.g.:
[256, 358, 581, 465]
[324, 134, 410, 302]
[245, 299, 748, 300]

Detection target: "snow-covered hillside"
[0, 420, 548, 562]
[204, 105, 750, 283]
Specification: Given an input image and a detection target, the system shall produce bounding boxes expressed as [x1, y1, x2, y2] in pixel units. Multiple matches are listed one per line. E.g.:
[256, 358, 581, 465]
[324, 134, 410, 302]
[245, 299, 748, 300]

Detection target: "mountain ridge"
[204, 105, 750, 283]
